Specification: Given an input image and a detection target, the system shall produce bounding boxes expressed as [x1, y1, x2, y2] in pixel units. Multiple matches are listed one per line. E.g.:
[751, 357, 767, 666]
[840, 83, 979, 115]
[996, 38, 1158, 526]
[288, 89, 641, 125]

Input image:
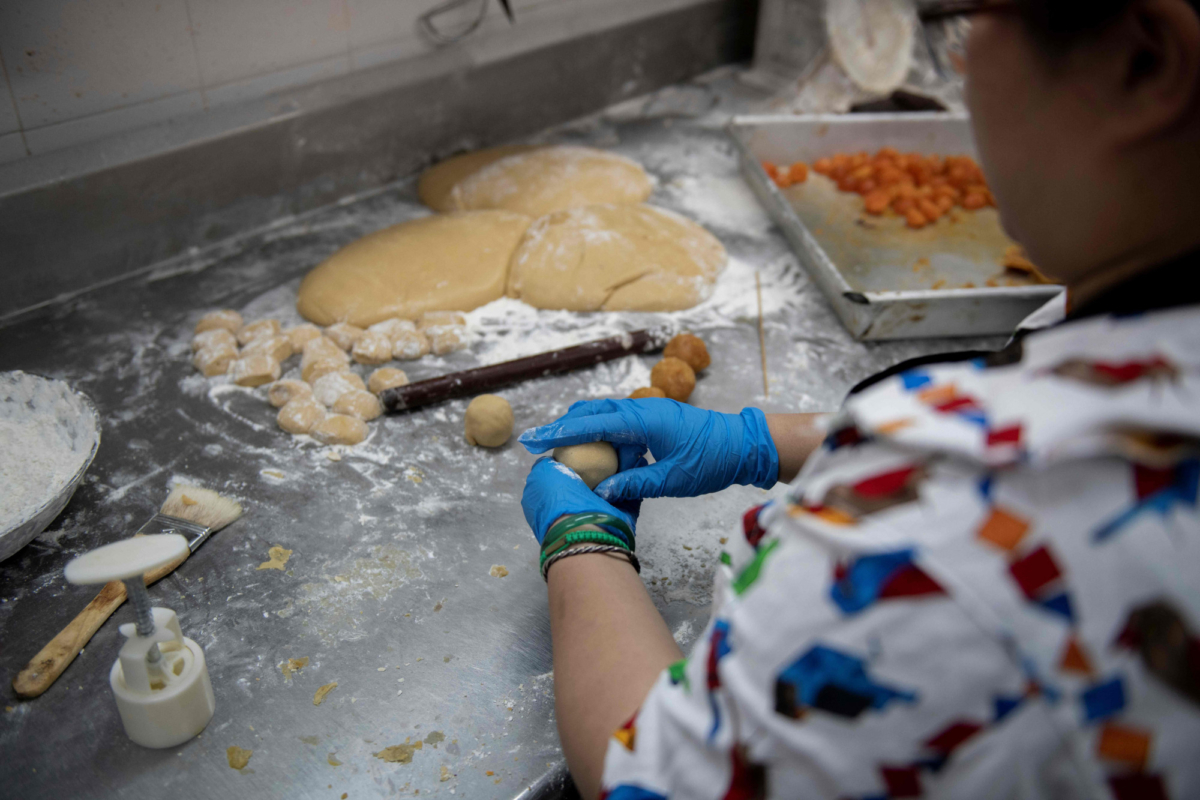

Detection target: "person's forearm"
[766, 412, 827, 484]
[547, 547, 682, 800]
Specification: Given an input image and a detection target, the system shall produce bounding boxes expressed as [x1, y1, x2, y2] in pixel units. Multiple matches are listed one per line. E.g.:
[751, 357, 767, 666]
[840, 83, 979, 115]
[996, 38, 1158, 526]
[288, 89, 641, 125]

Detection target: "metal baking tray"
[729, 113, 1063, 340]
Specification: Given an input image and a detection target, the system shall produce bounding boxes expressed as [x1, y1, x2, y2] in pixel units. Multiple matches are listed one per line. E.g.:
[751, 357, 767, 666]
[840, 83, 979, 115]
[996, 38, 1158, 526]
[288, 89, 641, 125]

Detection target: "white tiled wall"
[0, 0, 711, 166]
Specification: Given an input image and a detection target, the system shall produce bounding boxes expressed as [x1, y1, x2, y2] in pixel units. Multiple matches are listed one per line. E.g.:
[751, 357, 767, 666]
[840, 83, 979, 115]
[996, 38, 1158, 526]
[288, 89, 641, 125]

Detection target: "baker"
[517, 1, 1200, 797]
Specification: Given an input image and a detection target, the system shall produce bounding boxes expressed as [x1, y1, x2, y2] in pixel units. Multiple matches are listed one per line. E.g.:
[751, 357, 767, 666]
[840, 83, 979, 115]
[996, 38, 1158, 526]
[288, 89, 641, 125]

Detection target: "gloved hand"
[518, 399, 779, 503]
[521, 456, 644, 544]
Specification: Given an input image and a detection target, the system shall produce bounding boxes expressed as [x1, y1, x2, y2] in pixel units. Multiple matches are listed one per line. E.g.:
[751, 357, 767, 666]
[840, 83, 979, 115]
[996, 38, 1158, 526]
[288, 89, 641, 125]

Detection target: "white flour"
[0, 372, 99, 534]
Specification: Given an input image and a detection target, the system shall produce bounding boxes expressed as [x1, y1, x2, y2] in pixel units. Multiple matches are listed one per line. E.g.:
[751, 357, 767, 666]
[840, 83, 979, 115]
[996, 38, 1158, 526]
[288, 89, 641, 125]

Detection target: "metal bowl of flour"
[0, 371, 101, 563]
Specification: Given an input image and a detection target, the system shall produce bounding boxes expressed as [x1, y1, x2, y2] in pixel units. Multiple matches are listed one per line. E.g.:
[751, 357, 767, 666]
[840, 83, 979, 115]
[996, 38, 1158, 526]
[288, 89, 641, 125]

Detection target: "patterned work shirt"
[601, 305, 1200, 799]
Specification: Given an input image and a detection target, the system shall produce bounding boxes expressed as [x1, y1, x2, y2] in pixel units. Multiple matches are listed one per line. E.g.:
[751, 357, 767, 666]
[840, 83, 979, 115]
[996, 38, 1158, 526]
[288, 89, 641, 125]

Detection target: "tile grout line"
[181, 0, 210, 110]
[0, 45, 31, 157]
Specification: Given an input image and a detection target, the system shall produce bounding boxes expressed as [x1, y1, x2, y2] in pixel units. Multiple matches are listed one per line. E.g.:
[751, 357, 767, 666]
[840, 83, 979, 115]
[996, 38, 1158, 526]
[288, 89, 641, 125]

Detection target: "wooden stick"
[381, 327, 672, 413]
[756, 271, 769, 398]
[12, 549, 189, 699]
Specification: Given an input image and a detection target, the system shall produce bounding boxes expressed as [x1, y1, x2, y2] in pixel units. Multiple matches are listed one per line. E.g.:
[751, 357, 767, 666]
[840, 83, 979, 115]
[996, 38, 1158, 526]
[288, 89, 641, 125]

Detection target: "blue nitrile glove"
[521, 456, 644, 544]
[518, 399, 779, 503]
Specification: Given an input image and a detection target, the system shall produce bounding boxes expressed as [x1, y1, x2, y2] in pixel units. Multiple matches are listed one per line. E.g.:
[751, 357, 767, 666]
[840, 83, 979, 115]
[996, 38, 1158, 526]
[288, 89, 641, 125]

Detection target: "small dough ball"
[368, 367, 409, 395]
[324, 322, 364, 351]
[302, 358, 348, 385]
[629, 386, 666, 400]
[311, 414, 369, 445]
[242, 334, 294, 363]
[663, 333, 710, 373]
[192, 328, 237, 352]
[277, 398, 325, 434]
[230, 353, 282, 387]
[430, 327, 468, 356]
[332, 389, 383, 421]
[312, 371, 366, 406]
[268, 379, 313, 408]
[301, 336, 350, 369]
[418, 311, 467, 332]
[392, 330, 431, 361]
[352, 331, 393, 365]
[193, 344, 238, 377]
[286, 323, 323, 351]
[463, 395, 513, 448]
[237, 319, 281, 346]
[650, 357, 695, 403]
[368, 318, 416, 340]
[195, 309, 243, 335]
[553, 442, 618, 490]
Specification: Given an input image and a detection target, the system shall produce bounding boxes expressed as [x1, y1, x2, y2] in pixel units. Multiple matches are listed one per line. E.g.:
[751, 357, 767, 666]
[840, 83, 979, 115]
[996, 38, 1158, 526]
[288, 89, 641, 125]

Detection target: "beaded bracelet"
[540, 531, 631, 568]
[542, 512, 634, 553]
[542, 544, 642, 582]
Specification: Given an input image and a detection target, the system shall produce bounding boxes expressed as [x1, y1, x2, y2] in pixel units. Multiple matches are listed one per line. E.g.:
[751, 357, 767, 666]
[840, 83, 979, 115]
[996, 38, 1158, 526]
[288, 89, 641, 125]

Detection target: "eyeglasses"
[917, 1, 1017, 77]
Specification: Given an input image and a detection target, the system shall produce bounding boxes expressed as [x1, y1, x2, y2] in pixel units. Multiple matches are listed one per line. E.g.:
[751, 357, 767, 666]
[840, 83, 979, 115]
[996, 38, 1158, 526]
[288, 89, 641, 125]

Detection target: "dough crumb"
[327, 753, 342, 766]
[440, 765, 451, 782]
[257, 545, 293, 571]
[374, 739, 423, 763]
[489, 565, 509, 578]
[280, 657, 309, 678]
[424, 731, 445, 746]
[226, 745, 253, 770]
[313, 681, 338, 706]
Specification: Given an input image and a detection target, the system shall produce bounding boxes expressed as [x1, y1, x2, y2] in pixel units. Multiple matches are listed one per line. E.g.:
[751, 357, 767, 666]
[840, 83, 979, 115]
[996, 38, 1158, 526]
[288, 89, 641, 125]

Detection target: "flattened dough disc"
[507, 204, 727, 312]
[418, 144, 540, 212]
[450, 146, 653, 218]
[297, 210, 532, 327]
[826, 0, 916, 95]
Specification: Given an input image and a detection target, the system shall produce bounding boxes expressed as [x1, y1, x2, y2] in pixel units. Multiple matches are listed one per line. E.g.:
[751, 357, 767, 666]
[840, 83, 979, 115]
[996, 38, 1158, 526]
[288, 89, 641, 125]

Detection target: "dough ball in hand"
[392, 330, 431, 361]
[312, 371, 366, 406]
[277, 398, 325, 434]
[352, 331, 393, 365]
[286, 323, 323, 351]
[192, 328, 237, 353]
[195, 309, 243, 335]
[663, 333, 710, 372]
[193, 344, 238, 377]
[368, 367, 409, 395]
[332, 389, 383, 421]
[650, 357, 696, 403]
[325, 322, 364, 351]
[553, 442, 618, 490]
[463, 395, 513, 448]
[268, 379, 313, 408]
[311, 414, 369, 445]
[230, 353, 282, 387]
[242, 334, 294, 363]
[302, 358, 347, 385]
[237, 319, 281, 346]
[629, 386, 666, 400]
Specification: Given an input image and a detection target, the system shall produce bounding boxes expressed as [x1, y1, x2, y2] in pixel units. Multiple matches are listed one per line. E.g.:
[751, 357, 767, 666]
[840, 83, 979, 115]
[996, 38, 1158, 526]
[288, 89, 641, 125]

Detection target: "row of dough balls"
[627, 333, 711, 403]
[191, 308, 470, 445]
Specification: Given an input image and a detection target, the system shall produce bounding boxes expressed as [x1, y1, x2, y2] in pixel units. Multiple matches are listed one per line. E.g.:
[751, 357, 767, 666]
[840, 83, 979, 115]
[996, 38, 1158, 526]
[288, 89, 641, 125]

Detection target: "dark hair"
[1018, 0, 1200, 47]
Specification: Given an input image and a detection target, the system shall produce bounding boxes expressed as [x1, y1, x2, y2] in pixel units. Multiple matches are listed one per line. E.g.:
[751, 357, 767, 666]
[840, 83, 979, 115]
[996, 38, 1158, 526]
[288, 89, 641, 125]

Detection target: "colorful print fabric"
[601, 307, 1200, 800]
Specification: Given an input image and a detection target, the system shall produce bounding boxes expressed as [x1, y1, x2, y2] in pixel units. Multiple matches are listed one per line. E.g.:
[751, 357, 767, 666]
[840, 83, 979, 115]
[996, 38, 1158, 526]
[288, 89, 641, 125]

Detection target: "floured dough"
[368, 318, 416, 340]
[368, 367, 408, 394]
[507, 204, 727, 312]
[312, 372, 366, 406]
[242, 334, 293, 363]
[324, 322, 364, 351]
[430, 328, 468, 356]
[311, 415, 368, 446]
[301, 336, 350, 367]
[296, 211, 532, 327]
[285, 323, 323, 351]
[268, 379, 312, 408]
[237, 319, 281, 346]
[277, 398, 325, 434]
[392, 330, 431, 361]
[193, 344, 238, 377]
[192, 328, 237, 353]
[450, 146, 652, 218]
[463, 395, 513, 447]
[302, 358, 347, 385]
[196, 309, 242, 335]
[230, 354, 281, 387]
[418, 144, 540, 212]
[554, 442, 618, 490]
[351, 331, 392, 365]
[332, 389, 383, 421]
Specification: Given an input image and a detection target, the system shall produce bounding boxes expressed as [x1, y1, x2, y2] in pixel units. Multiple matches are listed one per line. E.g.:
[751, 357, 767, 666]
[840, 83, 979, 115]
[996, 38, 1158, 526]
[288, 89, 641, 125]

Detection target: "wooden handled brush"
[11, 484, 243, 699]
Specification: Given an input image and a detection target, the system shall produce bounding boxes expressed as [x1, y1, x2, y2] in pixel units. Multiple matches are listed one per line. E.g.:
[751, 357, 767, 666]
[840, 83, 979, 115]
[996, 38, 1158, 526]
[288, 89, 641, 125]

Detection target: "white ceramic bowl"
[0, 371, 100, 563]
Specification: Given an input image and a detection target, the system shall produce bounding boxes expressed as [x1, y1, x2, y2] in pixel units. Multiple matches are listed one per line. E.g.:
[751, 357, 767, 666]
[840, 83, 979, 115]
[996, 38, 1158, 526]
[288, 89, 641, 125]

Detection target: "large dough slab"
[507, 204, 727, 312]
[449, 146, 653, 218]
[297, 211, 532, 327]
[417, 145, 539, 212]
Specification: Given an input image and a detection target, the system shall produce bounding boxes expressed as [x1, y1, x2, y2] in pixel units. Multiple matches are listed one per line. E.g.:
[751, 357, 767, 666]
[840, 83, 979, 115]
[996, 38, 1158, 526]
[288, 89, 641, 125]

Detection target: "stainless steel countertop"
[0, 67, 1002, 799]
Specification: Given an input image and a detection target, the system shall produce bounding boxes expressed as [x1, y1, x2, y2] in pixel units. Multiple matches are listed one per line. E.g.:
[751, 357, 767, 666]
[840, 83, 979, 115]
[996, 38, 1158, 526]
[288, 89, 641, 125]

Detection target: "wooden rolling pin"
[381, 327, 673, 412]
